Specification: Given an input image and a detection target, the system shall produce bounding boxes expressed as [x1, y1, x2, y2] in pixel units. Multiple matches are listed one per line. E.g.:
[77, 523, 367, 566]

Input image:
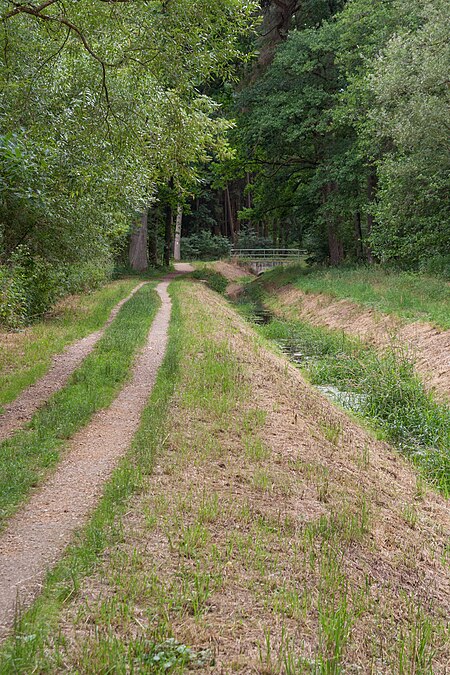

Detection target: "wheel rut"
[0, 277, 175, 639]
[0, 282, 147, 443]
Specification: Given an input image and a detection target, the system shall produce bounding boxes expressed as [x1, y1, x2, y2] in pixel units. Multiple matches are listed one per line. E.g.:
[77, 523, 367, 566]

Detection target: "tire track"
[0, 279, 173, 638]
[0, 282, 146, 442]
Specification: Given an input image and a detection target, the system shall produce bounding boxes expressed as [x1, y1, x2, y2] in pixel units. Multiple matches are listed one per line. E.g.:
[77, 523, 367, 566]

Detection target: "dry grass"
[267, 285, 450, 401]
[29, 281, 450, 673]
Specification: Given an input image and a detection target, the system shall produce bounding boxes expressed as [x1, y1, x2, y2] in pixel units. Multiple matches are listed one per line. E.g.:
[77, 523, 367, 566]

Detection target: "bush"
[181, 231, 230, 260]
[0, 246, 114, 328]
[191, 268, 228, 294]
[0, 263, 27, 328]
[235, 226, 273, 250]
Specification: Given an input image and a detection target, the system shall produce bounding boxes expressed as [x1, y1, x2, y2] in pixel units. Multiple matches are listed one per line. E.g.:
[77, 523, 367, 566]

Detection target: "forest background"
[0, 0, 449, 327]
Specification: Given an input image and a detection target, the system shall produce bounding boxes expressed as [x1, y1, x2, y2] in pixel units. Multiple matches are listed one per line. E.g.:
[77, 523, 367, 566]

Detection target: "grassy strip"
[261, 265, 450, 329]
[259, 317, 450, 495]
[0, 284, 160, 526]
[0, 286, 181, 674]
[3, 281, 446, 672]
[0, 278, 141, 406]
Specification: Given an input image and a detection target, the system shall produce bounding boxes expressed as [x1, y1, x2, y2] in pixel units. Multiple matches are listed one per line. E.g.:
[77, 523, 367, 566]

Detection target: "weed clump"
[191, 268, 228, 294]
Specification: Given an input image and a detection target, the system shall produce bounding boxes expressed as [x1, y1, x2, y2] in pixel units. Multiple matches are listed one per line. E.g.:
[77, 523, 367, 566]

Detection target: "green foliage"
[192, 268, 228, 294]
[0, 0, 257, 321]
[236, 225, 273, 249]
[368, 0, 450, 266]
[0, 247, 113, 328]
[181, 231, 230, 260]
[231, 0, 449, 270]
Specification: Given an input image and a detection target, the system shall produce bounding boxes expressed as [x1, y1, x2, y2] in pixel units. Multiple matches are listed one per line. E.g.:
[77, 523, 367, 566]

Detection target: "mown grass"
[0, 278, 141, 407]
[0, 286, 181, 674]
[1, 280, 447, 673]
[0, 283, 160, 527]
[259, 317, 450, 495]
[261, 265, 450, 329]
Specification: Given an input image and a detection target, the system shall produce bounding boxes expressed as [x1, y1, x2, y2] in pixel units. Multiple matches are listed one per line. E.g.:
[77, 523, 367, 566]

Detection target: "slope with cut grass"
[2, 279, 448, 673]
[262, 265, 450, 330]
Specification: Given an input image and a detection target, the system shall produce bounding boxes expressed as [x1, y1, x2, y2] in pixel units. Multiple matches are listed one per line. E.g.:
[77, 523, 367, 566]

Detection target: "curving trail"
[0, 267, 193, 639]
[0, 282, 147, 443]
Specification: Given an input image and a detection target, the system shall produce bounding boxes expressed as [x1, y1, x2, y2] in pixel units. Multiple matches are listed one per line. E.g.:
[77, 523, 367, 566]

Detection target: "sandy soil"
[0, 279, 175, 638]
[61, 282, 449, 672]
[271, 286, 450, 400]
[0, 282, 147, 442]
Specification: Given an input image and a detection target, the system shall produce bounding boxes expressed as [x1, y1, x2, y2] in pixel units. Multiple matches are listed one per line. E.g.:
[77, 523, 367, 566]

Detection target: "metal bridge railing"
[231, 248, 306, 261]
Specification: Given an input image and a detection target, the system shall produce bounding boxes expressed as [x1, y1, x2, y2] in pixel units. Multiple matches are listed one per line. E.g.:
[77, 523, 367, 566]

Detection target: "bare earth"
[271, 286, 450, 400]
[0, 282, 147, 442]
[0, 279, 173, 638]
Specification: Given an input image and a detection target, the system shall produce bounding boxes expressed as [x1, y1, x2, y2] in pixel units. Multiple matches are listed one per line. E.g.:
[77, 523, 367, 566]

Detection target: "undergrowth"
[0, 283, 160, 526]
[191, 268, 228, 294]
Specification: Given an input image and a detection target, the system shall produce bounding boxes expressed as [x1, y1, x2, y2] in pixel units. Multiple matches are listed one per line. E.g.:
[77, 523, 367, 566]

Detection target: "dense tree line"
[0, 0, 257, 325]
[185, 0, 449, 272]
[1, 0, 449, 326]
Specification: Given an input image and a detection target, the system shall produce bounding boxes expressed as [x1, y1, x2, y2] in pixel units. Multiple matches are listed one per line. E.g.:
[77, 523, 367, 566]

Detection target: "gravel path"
[0, 282, 147, 442]
[0, 275, 180, 638]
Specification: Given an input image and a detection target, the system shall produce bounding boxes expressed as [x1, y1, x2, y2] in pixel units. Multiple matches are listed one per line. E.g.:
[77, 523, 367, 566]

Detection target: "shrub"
[0, 247, 114, 328]
[192, 268, 228, 294]
[181, 231, 230, 260]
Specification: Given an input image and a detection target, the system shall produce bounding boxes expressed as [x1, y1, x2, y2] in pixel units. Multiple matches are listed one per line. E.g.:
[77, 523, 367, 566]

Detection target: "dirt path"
[271, 286, 450, 399]
[0, 276, 177, 638]
[0, 282, 147, 442]
[53, 281, 449, 672]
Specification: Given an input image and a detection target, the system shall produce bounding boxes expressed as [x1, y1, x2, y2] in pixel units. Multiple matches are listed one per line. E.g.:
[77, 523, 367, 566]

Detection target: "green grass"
[0, 278, 141, 406]
[0, 285, 181, 674]
[1, 280, 447, 673]
[0, 284, 160, 526]
[261, 265, 450, 329]
[191, 268, 228, 294]
[259, 317, 450, 495]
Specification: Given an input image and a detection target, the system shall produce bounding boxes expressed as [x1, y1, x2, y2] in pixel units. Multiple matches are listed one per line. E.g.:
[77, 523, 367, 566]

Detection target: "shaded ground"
[0, 282, 147, 441]
[0, 279, 173, 637]
[40, 281, 449, 673]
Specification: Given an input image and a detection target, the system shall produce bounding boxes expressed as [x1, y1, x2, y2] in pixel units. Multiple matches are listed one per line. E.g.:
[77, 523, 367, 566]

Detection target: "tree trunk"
[322, 183, 344, 265]
[148, 207, 159, 267]
[129, 210, 148, 272]
[366, 171, 377, 263]
[354, 211, 363, 259]
[226, 185, 236, 244]
[164, 202, 172, 267]
[173, 204, 183, 261]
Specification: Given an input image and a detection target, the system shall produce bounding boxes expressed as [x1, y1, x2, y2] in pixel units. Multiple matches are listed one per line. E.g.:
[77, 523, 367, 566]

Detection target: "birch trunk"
[173, 204, 183, 261]
[129, 210, 148, 272]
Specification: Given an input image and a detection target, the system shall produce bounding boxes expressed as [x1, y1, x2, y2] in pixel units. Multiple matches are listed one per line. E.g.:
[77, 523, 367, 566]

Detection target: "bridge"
[230, 248, 306, 274]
